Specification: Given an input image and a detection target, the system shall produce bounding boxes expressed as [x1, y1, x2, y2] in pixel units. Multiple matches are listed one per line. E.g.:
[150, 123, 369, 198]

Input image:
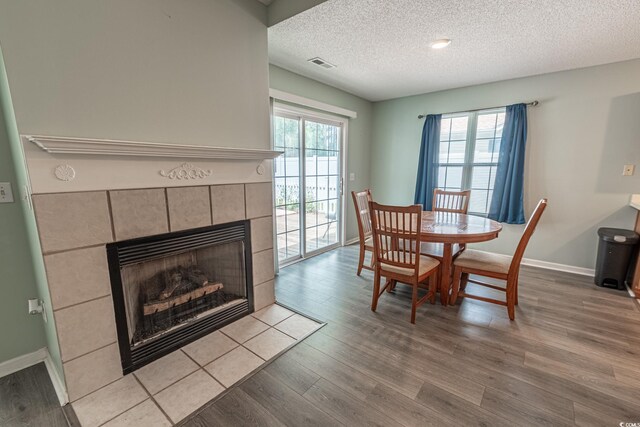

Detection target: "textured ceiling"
[268, 0, 640, 101]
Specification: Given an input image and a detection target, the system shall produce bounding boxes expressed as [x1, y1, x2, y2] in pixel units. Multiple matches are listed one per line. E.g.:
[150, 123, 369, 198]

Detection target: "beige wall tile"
[55, 296, 117, 362]
[72, 375, 147, 427]
[250, 216, 273, 253]
[245, 182, 273, 219]
[110, 189, 168, 241]
[64, 343, 123, 402]
[210, 184, 245, 225]
[44, 246, 111, 310]
[254, 280, 275, 311]
[166, 186, 211, 232]
[32, 192, 112, 253]
[252, 249, 275, 286]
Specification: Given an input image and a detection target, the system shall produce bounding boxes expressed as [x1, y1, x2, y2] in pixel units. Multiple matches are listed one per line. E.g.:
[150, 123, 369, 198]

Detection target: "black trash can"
[595, 228, 639, 289]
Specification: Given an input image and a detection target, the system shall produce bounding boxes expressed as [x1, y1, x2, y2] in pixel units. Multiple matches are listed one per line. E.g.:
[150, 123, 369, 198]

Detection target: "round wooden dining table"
[421, 211, 502, 305]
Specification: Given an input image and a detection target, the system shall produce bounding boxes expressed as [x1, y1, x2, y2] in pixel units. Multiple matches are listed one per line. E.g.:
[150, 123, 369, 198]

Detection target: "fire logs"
[143, 281, 223, 316]
[141, 266, 223, 316]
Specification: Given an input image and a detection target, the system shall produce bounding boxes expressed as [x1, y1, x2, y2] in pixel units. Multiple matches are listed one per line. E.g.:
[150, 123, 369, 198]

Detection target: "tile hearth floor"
[71, 304, 323, 427]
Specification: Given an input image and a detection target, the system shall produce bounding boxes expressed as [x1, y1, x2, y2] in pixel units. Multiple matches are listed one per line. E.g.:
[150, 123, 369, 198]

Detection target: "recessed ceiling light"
[430, 39, 451, 49]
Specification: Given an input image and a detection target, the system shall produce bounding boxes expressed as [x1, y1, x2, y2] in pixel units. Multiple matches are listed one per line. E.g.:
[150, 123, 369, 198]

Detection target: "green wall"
[269, 64, 373, 242]
[371, 59, 640, 270]
[0, 47, 47, 364]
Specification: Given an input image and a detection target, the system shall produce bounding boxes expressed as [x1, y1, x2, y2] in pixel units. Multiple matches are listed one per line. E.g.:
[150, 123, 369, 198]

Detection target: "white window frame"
[436, 107, 505, 216]
[272, 102, 349, 266]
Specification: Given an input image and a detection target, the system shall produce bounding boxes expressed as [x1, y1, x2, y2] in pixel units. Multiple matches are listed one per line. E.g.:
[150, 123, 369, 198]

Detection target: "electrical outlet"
[623, 165, 635, 176]
[0, 182, 14, 203]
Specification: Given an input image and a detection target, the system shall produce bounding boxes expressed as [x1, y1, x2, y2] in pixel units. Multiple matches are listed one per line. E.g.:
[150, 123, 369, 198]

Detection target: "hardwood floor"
[183, 245, 640, 426]
[0, 362, 69, 427]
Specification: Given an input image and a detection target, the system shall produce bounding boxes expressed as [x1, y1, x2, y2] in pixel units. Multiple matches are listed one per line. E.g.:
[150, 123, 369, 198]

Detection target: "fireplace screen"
[107, 221, 254, 373]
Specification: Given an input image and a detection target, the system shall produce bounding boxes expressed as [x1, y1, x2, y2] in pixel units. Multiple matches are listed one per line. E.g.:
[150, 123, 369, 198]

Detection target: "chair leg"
[386, 279, 396, 293]
[514, 278, 519, 306]
[460, 272, 469, 291]
[450, 267, 462, 305]
[371, 269, 381, 312]
[357, 245, 365, 276]
[506, 279, 516, 320]
[429, 271, 438, 304]
[429, 269, 438, 304]
[411, 281, 418, 324]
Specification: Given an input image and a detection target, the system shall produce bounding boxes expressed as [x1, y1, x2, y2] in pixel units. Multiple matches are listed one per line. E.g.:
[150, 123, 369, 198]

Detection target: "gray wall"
[371, 59, 640, 269]
[0, 0, 270, 375]
[0, 0, 269, 150]
[269, 64, 373, 242]
[267, 0, 328, 26]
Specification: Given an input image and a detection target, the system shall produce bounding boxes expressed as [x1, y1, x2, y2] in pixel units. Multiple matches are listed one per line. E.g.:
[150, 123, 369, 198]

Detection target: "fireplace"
[106, 220, 254, 374]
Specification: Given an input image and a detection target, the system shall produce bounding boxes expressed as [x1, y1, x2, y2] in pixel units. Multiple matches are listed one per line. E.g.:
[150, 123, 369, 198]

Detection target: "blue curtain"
[488, 103, 528, 224]
[414, 114, 442, 210]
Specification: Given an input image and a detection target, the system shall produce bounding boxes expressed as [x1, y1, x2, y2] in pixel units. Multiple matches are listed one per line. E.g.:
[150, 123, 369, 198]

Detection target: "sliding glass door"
[273, 107, 344, 265]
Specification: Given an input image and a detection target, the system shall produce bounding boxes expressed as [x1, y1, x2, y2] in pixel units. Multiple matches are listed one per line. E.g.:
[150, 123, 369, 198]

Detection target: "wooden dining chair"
[432, 189, 471, 214]
[449, 199, 548, 320]
[351, 189, 375, 275]
[420, 189, 471, 262]
[368, 202, 440, 324]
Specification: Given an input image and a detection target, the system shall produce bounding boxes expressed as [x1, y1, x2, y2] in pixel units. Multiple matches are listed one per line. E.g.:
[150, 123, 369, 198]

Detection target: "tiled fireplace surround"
[32, 182, 276, 403]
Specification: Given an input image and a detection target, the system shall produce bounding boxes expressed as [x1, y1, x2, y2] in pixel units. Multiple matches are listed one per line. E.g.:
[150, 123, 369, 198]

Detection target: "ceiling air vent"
[308, 57, 336, 69]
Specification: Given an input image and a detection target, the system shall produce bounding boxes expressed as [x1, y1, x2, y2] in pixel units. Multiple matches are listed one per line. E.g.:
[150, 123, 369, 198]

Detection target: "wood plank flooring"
[182, 245, 640, 426]
[0, 362, 69, 427]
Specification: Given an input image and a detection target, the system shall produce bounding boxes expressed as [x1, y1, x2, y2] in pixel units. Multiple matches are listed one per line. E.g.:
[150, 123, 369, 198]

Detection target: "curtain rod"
[417, 100, 539, 119]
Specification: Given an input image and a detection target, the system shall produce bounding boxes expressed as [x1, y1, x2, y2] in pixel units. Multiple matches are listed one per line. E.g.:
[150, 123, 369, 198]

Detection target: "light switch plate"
[0, 182, 14, 203]
[623, 165, 635, 176]
[349, 173, 355, 181]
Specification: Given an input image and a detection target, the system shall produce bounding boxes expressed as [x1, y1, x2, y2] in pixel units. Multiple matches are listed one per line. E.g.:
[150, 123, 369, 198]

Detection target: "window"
[437, 108, 505, 215]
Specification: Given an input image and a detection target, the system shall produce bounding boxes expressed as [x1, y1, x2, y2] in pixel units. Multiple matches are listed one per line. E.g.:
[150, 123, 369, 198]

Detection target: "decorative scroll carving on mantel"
[26, 135, 283, 160]
[256, 162, 266, 175]
[160, 163, 212, 180]
[54, 164, 76, 181]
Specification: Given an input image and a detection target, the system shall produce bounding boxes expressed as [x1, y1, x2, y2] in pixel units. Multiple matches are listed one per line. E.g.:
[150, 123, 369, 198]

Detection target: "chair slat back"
[352, 189, 373, 239]
[368, 202, 423, 276]
[509, 199, 548, 277]
[433, 189, 471, 214]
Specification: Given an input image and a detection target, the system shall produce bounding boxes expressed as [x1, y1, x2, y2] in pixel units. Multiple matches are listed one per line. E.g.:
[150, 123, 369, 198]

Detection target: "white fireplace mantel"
[27, 135, 282, 160]
[22, 135, 281, 194]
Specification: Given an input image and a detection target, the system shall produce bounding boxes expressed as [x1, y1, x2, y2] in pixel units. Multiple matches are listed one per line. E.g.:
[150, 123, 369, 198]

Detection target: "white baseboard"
[0, 347, 68, 406]
[341, 242, 595, 277]
[344, 237, 359, 246]
[0, 347, 48, 379]
[44, 350, 68, 406]
[470, 249, 595, 277]
[521, 257, 595, 277]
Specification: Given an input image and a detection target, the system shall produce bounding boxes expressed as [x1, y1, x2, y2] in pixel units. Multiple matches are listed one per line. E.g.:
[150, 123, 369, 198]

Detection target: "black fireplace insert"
[106, 220, 254, 374]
